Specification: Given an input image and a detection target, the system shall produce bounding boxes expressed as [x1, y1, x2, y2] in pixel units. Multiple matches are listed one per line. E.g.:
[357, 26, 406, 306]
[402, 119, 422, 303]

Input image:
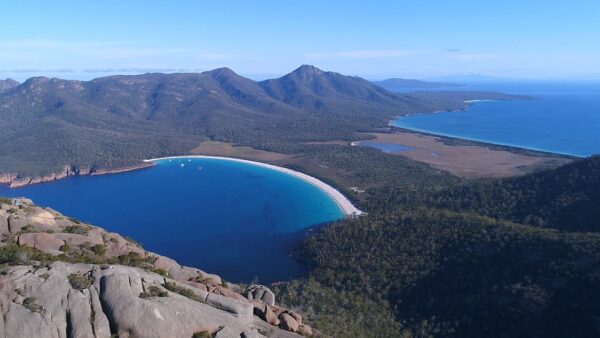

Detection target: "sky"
[1, 0, 599, 81]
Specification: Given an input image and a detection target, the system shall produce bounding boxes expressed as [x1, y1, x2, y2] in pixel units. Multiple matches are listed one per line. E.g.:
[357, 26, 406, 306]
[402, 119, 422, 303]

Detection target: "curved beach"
[144, 155, 363, 217]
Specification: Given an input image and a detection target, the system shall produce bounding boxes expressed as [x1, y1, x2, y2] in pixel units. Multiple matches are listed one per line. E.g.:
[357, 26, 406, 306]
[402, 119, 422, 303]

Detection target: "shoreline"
[0, 163, 155, 188]
[390, 124, 582, 158]
[389, 99, 584, 159]
[143, 155, 363, 218]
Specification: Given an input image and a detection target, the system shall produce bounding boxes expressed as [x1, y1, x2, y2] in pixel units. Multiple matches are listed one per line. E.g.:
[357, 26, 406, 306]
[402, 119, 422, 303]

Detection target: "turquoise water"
[392, 82, 600, 157]
[357, 141, 413, 153]
[0, 158, 344, 283]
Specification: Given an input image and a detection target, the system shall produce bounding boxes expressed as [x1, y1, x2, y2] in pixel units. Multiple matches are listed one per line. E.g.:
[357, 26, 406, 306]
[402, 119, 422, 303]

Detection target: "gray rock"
[245, 285, 275, 307]
[242, 329, 267, 338]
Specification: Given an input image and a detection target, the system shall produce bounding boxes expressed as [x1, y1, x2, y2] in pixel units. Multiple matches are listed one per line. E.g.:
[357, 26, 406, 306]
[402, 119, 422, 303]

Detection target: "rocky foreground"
[0, 198, 312, 338]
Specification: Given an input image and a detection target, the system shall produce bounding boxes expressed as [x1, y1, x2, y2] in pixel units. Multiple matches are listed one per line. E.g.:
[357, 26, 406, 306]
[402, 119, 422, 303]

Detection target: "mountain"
[0, 78, 19, 93]
[0, 197, 310, 337]
[0, 65, 516, 181]
[373, 78, 465, 90]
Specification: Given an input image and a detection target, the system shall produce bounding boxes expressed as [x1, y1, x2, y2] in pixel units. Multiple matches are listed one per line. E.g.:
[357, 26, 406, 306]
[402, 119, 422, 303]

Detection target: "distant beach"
[144, 155, 363, 217]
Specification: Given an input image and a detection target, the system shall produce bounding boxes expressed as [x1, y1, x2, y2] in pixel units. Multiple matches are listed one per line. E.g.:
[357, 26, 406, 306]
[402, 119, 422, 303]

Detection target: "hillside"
[0, 66, 517, 183]
[274, 156, 600, 337]
[382, 156, 600, 232]
[0, 197, 310, 337]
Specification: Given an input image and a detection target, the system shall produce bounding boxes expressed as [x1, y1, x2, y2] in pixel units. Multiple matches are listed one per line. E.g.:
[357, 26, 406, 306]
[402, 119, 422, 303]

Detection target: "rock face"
[1, 163, 153, 188]
[0, 198, 306, 338]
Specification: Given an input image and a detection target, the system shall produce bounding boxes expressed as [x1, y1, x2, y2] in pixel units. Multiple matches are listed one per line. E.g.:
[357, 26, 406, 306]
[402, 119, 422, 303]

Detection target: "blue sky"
[1, 0, 599, 81]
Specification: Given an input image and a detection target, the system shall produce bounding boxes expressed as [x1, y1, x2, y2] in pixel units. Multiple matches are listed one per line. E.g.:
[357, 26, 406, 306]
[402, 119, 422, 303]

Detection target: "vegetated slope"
[0, 66, 515, 177]
[426, 156, 600, 232]
[283, 208, 600, 338]
[275, 156, 600, 338]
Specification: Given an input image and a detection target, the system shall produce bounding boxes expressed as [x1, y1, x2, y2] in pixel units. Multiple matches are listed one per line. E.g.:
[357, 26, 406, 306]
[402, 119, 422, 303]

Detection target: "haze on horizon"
[1, 0, 599, 82]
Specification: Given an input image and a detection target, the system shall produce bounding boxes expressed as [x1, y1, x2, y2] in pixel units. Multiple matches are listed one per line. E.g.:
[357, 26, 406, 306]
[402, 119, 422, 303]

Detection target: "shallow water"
[356, 141, 413, 153]
[0, 158, 344, 283]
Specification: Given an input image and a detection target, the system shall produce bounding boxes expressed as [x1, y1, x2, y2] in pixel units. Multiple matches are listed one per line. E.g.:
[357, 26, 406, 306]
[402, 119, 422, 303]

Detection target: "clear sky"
[1, 0, 599, 81]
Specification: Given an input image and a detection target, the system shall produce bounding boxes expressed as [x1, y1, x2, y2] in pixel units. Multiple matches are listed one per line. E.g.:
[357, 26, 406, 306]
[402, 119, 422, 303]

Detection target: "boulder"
[254, 304, 280, 326]
[285, 310, 302, 324]
[278, 313, 299, 333]
[245, 284, 275, 306]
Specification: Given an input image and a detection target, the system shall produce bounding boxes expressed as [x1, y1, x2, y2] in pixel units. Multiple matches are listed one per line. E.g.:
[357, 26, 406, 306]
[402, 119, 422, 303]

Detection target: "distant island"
[372, 78, 466, 91]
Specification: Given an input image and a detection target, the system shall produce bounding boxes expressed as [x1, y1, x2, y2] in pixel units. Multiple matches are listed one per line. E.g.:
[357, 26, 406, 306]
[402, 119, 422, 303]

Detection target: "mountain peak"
[0, 78, 20, 93]
[292, 64, 324, 75]
[204, 67, 239, 78]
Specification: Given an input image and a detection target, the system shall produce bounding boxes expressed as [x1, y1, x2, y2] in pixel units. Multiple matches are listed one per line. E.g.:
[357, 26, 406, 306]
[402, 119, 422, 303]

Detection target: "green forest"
[273, 154, 600, 337]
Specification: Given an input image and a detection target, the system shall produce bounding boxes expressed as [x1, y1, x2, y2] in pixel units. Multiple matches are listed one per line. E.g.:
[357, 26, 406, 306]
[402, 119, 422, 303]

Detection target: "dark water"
[392, 81, 600, 157]
[356, 141, 413, 153]
[0, 158, 344, 283]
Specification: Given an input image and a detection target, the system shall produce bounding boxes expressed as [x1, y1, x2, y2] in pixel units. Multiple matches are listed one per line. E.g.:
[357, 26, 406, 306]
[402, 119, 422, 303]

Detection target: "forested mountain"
[0, 66, 515, 177]
[275, 156, 600, 338]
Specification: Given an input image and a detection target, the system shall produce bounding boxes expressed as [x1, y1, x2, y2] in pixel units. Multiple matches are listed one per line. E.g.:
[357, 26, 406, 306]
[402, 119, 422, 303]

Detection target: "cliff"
[0, 198, 312, 338]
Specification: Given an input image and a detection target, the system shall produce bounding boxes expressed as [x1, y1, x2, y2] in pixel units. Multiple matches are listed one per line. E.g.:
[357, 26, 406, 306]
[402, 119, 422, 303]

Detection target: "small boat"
[180, 163, 185, 167]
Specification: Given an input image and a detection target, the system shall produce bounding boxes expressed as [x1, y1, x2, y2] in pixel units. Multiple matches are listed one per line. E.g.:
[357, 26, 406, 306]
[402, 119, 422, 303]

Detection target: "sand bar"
[144, 155, 363, 217]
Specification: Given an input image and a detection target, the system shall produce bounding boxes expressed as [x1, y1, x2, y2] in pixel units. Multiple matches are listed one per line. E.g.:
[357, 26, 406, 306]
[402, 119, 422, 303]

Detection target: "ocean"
[391, 81, 600, 157]
[0, 157, 344, 283]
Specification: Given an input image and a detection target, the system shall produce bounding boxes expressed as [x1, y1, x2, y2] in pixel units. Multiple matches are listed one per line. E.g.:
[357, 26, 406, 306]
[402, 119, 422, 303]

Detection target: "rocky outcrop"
[0, 163, 153, 188]
[0, 198, 308, 337]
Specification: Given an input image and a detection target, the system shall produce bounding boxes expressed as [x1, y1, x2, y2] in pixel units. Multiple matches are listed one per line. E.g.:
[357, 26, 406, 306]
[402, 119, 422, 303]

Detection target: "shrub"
[68, 273, 91, 290]
[18, 224, 35, 234]
[23, 297, 43, 312]
[63, 225, 89, 235]
[92, 244, 106, 256]
[150, 268, 168, 276]
[163, 281, 203, 302]
[139, 285, 169, 298]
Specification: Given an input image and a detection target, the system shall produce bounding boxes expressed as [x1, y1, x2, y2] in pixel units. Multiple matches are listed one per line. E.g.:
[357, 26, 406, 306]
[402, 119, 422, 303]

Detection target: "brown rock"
[278, 313, 299, 332]
[254, 304, 280, 326]
[299, 324, 313, 336]
[285, 310, 302, 324]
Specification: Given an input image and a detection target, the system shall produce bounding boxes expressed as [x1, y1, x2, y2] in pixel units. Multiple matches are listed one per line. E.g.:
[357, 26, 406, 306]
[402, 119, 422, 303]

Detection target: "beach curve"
[143, 155, 363, 217]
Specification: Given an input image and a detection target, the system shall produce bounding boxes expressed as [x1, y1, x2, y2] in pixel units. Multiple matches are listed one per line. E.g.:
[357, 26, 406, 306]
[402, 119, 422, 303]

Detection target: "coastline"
[0, 162, 155, 188]
[389, 99, 587, 158]
[143, 155, 363, 218]
[390, 123, 582, 158]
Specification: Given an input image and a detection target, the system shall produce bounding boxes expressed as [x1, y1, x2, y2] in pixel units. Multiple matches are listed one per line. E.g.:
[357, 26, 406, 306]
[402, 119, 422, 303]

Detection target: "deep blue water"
[0, 158, 344, 283]
[357, 141, 413, 153]
[391, 81, 600, 157]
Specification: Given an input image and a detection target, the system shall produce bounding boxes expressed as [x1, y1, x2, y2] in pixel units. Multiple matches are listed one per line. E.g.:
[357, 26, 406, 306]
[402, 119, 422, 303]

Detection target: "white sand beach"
[144, 155, 363, 217]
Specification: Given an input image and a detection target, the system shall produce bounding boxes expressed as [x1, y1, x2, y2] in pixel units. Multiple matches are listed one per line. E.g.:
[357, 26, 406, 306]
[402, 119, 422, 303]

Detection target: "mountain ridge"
[0, 65, 519, 182]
